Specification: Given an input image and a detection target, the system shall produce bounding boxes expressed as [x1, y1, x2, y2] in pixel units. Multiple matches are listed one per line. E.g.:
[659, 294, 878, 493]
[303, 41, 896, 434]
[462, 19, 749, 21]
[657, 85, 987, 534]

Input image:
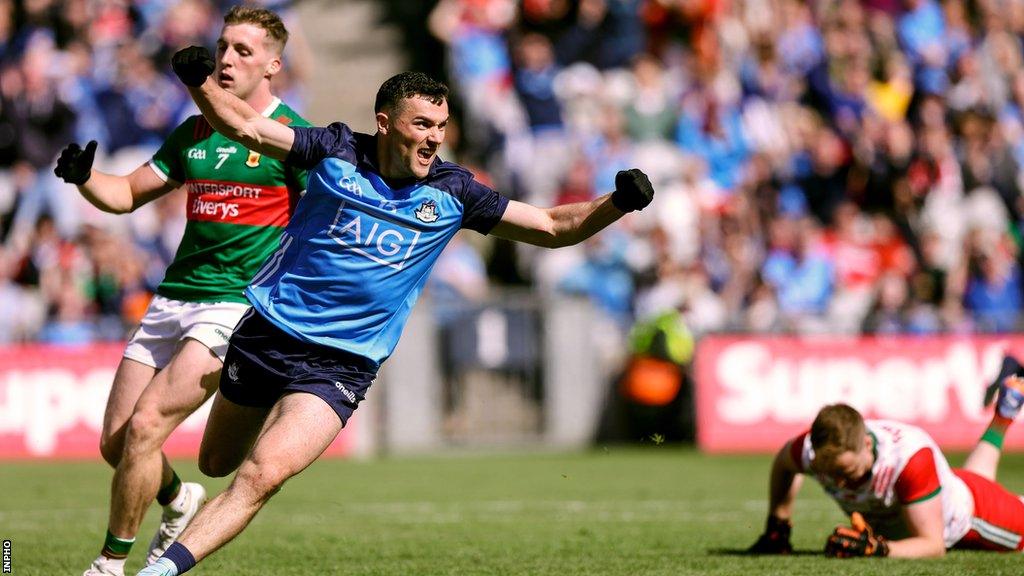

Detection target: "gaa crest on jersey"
[415, 200, 439, 223]
[339, 176, 362, 195]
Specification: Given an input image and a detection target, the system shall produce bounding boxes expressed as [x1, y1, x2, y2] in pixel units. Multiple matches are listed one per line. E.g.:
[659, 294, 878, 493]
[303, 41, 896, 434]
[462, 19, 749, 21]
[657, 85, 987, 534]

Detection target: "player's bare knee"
[252, 465, 291, 499]
[234, 461, 292, 501]
[124, 407, 172, 455]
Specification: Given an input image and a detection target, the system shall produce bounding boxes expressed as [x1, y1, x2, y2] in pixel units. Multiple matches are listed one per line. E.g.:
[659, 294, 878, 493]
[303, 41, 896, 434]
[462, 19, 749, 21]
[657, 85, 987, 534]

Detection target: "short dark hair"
[374, 72, 448, 113]
[810, 403, 866, 465]
[224, 5, 289, 52]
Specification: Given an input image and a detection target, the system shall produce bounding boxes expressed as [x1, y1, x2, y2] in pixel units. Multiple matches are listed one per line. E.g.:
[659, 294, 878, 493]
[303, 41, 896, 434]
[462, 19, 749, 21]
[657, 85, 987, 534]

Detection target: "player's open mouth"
[416, 149, 434, 163]
[218, 73, 234, 85]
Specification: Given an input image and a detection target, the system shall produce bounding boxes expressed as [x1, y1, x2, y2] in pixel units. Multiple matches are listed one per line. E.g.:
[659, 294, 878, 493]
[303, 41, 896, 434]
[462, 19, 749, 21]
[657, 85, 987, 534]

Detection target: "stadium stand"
[5, 0, 1024, 345]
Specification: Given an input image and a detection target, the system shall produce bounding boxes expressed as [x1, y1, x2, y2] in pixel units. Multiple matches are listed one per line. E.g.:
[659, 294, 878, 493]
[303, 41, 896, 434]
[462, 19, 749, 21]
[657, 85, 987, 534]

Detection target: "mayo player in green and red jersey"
[53, 7, 309, 576]
[749, 360, 1024, 559]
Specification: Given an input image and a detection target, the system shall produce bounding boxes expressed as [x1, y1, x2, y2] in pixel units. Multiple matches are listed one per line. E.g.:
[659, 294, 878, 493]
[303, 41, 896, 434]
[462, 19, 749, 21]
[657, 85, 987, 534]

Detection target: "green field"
[3, 448, 1023, 575]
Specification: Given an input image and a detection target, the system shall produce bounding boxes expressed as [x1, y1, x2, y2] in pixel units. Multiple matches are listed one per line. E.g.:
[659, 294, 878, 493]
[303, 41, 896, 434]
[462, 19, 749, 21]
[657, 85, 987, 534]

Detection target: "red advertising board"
[695, 336, 1024, 452]
[0, 344, 355, 459]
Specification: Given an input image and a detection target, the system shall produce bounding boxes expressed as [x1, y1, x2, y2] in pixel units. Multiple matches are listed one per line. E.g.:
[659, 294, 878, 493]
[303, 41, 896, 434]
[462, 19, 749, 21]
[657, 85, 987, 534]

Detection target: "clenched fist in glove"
[54, 140, 98, 186]
[172, 46, 216, 87]
[747, 515, 793, 555]
[824, 512, 889, 558]
[611, 168, 654, 212]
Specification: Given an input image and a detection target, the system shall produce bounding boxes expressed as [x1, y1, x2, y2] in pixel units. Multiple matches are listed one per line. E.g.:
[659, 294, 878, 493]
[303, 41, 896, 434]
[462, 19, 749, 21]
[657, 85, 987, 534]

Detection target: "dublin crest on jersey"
[414, 199, 439, 223]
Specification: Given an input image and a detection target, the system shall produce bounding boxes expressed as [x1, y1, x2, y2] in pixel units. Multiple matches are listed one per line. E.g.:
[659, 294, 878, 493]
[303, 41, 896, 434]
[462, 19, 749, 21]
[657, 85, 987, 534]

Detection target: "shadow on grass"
[708, 548, 823, 557]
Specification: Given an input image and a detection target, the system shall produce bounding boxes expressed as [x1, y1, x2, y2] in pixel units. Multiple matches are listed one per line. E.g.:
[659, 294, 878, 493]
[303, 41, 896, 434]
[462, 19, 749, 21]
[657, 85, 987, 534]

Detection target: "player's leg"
[87, 358, 164, 576]
[86, 302, 184, 576]
[99, 358, 157, 467]
[196, 308, 277, 478]
[100, 360, 182, 552]
[107, 339, 222, 559]
[195, 305, 371, 478]
[197, 392, 272, 478]
[963, 371, 1024, 480]
[139, 301, 249, 565]
[952, 469, 1024, 551]
[139, 392, 343, 576]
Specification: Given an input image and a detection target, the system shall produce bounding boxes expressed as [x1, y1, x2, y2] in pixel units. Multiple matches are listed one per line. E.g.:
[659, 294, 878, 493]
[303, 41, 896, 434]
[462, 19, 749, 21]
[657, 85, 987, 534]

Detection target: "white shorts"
[123, 295, 250, 369]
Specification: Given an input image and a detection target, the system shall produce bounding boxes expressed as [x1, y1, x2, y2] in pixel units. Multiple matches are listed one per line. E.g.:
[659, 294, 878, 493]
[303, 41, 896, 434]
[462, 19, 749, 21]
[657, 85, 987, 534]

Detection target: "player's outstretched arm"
[171, 46, 295, 161]
[54, 141, 178, 214]
[490, 169, 654, 248]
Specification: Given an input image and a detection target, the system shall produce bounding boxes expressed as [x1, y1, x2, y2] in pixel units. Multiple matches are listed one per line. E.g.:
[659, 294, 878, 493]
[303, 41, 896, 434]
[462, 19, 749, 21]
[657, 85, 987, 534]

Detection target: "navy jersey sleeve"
[460, 177, 509, 234]
[287, 122, 355, 170]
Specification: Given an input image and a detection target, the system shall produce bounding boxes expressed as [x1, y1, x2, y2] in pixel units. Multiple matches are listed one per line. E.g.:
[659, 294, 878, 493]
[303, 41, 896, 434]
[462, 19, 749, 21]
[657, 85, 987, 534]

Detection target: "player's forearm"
[767, 448, 801, 519]
[189, 81, 262, 149]
[885, 536, 946, 558]
[544, 194, 624, 248]
[76, 170, 135, 214]
[188, 81, 293, 161]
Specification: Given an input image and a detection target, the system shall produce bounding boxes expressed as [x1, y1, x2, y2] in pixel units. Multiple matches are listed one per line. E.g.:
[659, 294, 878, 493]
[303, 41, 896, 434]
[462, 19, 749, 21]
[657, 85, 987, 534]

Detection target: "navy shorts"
[219, 309, 378, 426]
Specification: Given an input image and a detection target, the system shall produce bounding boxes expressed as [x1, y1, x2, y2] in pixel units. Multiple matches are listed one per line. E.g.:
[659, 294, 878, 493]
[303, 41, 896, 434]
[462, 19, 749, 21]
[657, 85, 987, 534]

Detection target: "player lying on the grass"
[53, 7, 309, 576]
[134, 47, 655, 576]
[749, 357, 1024, 558]
[749, 354, 1024, 557]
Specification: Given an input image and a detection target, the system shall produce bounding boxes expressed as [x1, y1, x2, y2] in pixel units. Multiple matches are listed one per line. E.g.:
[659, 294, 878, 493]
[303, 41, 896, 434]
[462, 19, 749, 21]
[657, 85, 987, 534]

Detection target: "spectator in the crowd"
[583, 105, 635, 199]
[796, 127, 850, 226]
[675, 92, 749, 207]
[897, 0, 949, 94]
[553, 0, 644, 70]
[557, 231, 635, 328]
[8, 32, 79, 243]
[962, 237, 1023, 333]
[37, 272, 96, 345]
[428, 0, 519, 153]
[624, 53, 677, 142]
[762, 216, 835, 328]
[513, 32, 563, 133]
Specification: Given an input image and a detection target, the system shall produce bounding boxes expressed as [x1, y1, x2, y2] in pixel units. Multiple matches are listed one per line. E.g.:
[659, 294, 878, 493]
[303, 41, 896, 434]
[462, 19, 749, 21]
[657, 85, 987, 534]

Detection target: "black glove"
[611, 168, 654, 212]
[54, 140, 98, 185]
[824, 513, 889, 558]
[172, 46, 216, 87]
[748, 515, 793, 555]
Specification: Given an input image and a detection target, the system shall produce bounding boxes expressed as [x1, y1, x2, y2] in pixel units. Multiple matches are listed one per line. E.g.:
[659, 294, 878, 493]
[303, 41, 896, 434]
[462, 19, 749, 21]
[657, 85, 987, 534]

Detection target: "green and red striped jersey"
[148, 98, 310, 304]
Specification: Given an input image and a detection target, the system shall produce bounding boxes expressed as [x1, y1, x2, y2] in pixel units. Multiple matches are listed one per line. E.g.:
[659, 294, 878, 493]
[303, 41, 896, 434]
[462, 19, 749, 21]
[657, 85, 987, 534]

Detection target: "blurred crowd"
[8, 0, 1024, 345]
[0, 0, 306, 344]
[427, 0, 1024, 338]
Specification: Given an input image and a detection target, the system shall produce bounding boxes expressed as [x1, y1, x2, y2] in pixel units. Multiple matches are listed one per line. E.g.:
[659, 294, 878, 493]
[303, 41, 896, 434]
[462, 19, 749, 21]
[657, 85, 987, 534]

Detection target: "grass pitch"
[2, 447, 1022, 575]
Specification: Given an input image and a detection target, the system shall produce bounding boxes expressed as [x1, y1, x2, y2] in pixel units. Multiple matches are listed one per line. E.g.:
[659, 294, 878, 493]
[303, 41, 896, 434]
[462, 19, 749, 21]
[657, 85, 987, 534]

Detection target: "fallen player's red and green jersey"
[148, 98, 310, 303]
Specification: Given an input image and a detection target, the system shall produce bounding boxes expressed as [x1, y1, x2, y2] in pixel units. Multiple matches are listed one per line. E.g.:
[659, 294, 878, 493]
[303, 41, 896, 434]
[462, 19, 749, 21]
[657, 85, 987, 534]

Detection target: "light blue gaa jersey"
[246, 122, 509, 366]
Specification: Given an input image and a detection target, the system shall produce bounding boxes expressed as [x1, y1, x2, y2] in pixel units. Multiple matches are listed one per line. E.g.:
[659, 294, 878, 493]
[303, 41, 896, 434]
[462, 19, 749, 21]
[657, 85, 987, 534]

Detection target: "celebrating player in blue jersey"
[137, 46, 655, 576]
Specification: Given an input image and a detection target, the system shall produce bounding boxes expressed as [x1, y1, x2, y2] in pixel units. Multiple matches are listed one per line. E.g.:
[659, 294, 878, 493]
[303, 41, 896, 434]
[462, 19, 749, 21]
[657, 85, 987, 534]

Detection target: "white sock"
[99, 555, 127, 573]
[152, 557, 180, 576]
[165, 484, 189, 514]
